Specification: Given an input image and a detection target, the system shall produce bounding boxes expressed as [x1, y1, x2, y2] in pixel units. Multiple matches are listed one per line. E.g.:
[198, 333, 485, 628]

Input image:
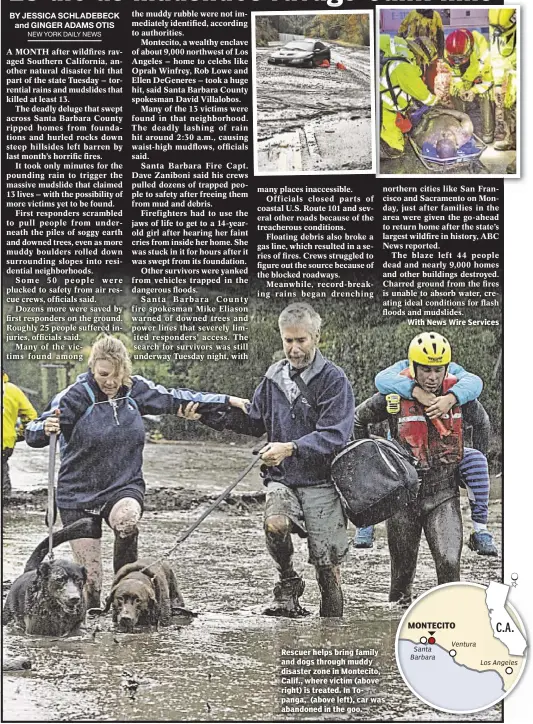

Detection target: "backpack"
[290, 375, 420, 525]
[330, 438, 420, 527]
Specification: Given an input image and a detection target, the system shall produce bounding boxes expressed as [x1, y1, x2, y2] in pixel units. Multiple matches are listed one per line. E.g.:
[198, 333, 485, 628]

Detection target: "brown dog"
[105, 558, 186, 632]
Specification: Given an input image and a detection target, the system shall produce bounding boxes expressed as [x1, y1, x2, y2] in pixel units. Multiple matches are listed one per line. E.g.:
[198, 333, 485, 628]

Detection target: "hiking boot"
[353, 526, 374, 549]
[390, 594, 412, 609]
[494, 139, 516, 152]
[380, 141, 404, 160]
[263, 576, 310, 618]
[506, 157, 517, 174]
[468, 531, 498, 557]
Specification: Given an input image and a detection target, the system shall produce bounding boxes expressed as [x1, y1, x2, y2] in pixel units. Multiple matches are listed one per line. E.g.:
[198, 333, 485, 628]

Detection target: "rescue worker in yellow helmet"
[445, 29, 495, 144]
[380, 34, 438, 158]
[353, 332, 491, 604]
[488, 8, 517, 172]
[2, 370, 37, 503]
[398, 8, 445, 59]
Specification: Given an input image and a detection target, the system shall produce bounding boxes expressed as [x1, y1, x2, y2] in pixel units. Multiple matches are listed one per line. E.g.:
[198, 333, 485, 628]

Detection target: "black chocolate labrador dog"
[3, 518, 101, 636]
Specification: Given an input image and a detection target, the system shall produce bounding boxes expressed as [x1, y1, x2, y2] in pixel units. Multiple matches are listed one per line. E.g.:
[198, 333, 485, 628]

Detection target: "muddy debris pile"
[5, 487, 266, 514]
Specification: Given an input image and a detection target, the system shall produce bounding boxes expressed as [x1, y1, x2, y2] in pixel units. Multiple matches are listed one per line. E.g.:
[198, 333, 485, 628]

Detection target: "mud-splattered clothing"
[26, 372, 230, 510]
[217, 350, 355, 488]
[354, 392, 490, 512]
[379, 35, 437, 152]
[265, 482, 349, 566]
[374, 359, 491, 523]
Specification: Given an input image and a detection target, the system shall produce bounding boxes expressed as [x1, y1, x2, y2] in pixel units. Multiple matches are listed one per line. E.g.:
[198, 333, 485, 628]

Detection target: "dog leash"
[47, 432, 58, 562]
[90, 449, 264, 617]
[163, 452, 262, 559]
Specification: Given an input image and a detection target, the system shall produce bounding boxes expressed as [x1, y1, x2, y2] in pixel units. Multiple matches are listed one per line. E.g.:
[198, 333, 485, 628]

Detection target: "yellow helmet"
[488, 8, 517, 31]
[406, 36, 438, 67]
[408, 332, 452, 377]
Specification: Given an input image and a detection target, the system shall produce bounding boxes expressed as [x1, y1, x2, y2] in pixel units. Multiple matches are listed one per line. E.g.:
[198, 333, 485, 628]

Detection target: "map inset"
[396, 581, 527, 713]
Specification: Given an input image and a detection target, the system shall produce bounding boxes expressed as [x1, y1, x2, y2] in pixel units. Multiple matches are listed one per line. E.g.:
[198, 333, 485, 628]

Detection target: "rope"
[92, 453, 262, 616]
[144, 454, 261, 569]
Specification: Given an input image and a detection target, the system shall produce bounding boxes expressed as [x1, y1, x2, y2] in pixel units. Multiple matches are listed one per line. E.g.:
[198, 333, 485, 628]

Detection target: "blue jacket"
[216, 350, 355, 487]
[26, 372, 229, 509]
[375, 360, 482, 405]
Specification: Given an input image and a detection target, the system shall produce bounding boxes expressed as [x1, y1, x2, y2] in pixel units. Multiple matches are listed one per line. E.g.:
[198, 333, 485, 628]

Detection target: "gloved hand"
[409, 104, 431, 126]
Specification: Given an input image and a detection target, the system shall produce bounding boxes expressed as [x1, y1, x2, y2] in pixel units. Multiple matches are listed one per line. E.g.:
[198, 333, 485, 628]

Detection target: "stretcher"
[408, 133, 488, 173]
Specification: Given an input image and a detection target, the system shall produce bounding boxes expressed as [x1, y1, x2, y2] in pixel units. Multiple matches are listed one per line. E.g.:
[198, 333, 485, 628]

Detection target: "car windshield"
[284, 41, 315, 51]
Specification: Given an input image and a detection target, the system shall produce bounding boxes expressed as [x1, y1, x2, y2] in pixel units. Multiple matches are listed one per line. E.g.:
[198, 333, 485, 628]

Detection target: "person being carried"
[353, 345, 497, 556]
[2, 370, 37, 504]
[26, 334, 248, 610]
[198, 303, 355, 618]
[353, 332, 490, 606]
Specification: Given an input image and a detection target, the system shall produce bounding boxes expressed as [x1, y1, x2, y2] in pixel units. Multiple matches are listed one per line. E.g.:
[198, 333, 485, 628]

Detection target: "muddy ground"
[255, 45, 373, 174]
[3, 441, 501, 721]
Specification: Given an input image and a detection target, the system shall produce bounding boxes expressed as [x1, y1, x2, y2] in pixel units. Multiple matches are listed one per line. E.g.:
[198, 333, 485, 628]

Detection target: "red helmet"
[446, 29, 475, 65]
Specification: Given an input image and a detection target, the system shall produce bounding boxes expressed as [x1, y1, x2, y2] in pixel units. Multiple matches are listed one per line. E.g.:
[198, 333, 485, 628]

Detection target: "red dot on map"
[428, 637, 436, 645]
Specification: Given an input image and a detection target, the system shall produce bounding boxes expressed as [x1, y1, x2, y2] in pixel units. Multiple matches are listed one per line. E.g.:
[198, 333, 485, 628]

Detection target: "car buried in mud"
[267, 39, 331, 67]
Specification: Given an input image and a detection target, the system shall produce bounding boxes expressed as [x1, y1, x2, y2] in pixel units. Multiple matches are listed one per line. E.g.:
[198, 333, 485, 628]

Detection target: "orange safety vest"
[396, 370, 463, 469]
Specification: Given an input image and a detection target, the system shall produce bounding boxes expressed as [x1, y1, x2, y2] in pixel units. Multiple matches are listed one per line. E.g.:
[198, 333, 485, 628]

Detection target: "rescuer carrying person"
[353, 332, 490, 604]
[379, 34, 439, 159]
[354, 344, 497, 557]
[488, 7, 517, 173]
[445, 28, 495, 144]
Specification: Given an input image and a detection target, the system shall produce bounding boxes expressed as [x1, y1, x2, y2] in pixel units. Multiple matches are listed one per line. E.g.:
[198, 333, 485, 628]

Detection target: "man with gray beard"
[201, 303, 355, 617]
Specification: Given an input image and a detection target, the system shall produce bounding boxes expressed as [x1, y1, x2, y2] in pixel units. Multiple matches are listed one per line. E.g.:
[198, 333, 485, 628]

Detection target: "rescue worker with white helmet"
[488, 7, 517, 171]
[445, 28, 495, 144]
[353, 332, 491, 605]
[380, 35, 439, 158]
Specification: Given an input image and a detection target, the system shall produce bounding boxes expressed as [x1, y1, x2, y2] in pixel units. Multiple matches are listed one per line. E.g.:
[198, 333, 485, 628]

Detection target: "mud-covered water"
[255, 46, 371, 140]
[3, 442, 501, 721]
[255, 45, 372, 173]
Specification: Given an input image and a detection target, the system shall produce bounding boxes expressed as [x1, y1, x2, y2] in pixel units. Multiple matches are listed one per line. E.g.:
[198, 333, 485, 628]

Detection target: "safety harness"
[380, 52, 412, 112]
[396, 370, 464, 470]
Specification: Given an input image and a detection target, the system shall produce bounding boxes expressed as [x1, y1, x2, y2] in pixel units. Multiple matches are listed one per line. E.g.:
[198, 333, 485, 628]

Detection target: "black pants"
[386, 466, 461, 602]
[2, 448, 13, 501]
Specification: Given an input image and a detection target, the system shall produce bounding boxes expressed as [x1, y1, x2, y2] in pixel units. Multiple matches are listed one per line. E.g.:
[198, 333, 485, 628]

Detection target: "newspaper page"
[1, 0, 530, 722]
